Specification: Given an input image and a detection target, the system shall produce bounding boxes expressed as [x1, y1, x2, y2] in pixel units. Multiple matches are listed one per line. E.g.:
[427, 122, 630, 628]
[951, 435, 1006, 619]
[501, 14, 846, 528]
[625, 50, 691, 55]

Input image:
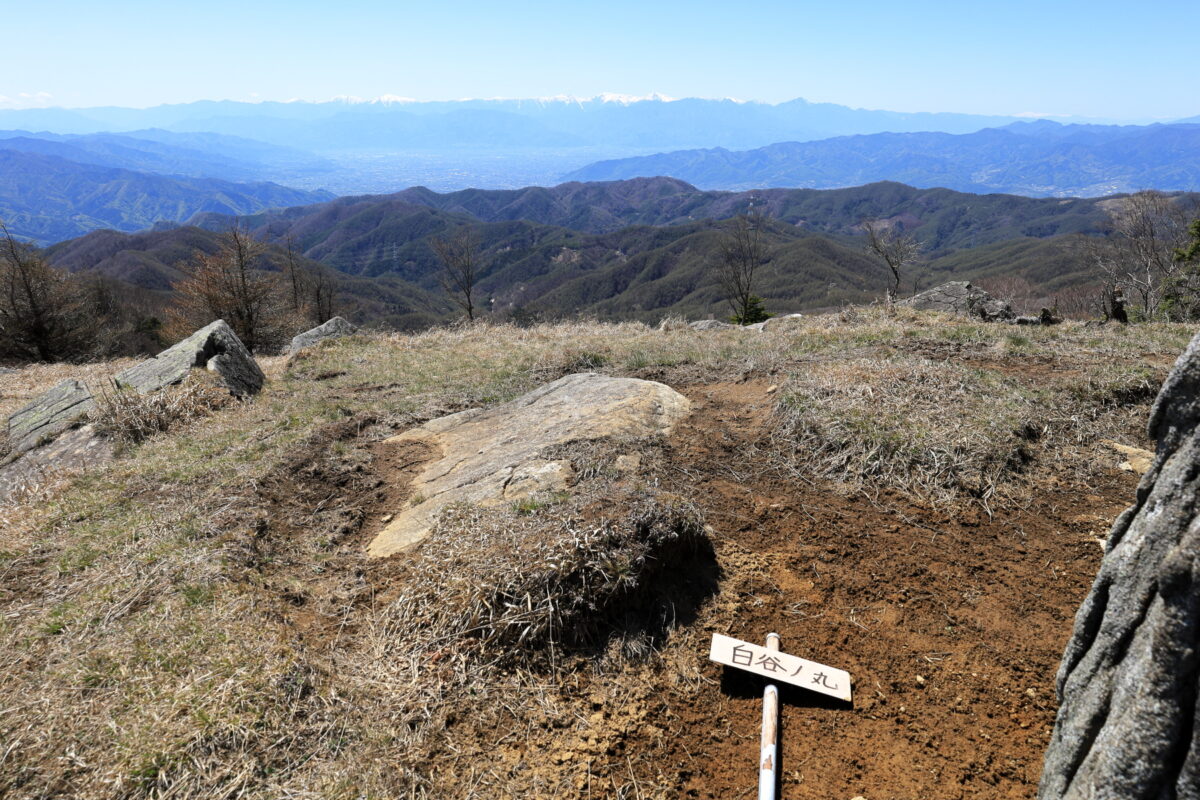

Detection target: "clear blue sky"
[3, 0, 1197, 119]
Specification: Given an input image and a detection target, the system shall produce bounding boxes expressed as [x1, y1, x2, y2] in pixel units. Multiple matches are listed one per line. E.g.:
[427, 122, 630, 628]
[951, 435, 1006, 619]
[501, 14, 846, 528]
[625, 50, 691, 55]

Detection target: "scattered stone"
[901, 281, 1014, 321]
[1039, 307, 1062, 325]
[743, 321, 768, 331]
[288, 316, 357, 354]
[614, 453, 642, 473]
[368, 372, 691, 557]
[761, 313, 805, 331]
[114, 319, 264, 397]
[688, 319, 735, 331]
[1014, 307, 1064, 326]
[6, 379, 95, 455]
[1039, 330, 1200, 799]
[0, 425, 112, 502]
[766, 384, 778, 394]
[1101, 440, 1154, 475]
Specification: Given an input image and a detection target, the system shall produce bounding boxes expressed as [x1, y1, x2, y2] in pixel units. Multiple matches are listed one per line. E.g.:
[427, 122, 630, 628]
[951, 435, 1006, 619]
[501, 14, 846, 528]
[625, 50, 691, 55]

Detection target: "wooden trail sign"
[709, 633, 853, 702]
[711, 633, 853, 800]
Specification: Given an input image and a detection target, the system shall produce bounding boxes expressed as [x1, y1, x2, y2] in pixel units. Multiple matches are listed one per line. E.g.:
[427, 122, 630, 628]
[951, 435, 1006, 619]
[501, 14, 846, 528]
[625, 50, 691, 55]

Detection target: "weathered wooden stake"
[759, 632, 781, 800]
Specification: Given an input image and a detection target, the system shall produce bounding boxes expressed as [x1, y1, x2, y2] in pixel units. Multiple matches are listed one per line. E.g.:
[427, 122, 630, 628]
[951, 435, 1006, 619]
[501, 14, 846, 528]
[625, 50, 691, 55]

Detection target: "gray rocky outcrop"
[368, 372, 692, 558]
[289, 316, 357, 354]
[114, 319, 264, 397]
[901, 281, 1014, 321]
[1038, 330, 1200, 800]
[688, 319, 735, 331]
[6, 379, 95, 455]
[0, 367, 16, 376]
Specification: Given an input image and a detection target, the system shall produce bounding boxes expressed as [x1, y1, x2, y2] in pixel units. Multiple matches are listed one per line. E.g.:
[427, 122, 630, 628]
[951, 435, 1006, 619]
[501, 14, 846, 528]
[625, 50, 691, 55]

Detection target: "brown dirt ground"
[632, 378, 1121, 800]
[256, 372, 1128, 799]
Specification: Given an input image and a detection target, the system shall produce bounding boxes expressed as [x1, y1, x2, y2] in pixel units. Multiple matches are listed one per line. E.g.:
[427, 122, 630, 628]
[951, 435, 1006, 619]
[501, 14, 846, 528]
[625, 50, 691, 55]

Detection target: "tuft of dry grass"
[90, 374, 233, 448]
[771, 356, 1043, 505]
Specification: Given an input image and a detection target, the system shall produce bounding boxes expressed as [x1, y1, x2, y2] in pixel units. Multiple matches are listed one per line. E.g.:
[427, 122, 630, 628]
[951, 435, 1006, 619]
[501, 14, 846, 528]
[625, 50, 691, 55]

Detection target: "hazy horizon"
[4, 0, 1199, 119]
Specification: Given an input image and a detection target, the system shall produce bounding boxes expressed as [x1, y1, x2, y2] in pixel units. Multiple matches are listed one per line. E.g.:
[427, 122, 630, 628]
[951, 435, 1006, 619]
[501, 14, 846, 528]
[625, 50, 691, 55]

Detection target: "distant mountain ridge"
[0, 97, 1035, 151]
[48, 177, 1129, 327]
[0, 149, 333, 244]
[562, 121, 1200, 197]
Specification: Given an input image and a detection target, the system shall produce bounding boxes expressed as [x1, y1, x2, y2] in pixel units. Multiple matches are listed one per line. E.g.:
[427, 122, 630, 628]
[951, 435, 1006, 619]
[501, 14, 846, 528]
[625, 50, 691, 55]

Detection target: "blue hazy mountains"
[0, 143, 332, 245]
[0, 95, 1099, 195]
[2, 96, 1199, 246]
[562, 121, 1200, 196]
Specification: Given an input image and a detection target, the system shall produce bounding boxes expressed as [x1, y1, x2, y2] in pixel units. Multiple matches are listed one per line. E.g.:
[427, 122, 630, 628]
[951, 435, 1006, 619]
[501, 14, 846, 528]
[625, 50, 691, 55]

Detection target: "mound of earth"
[368, 372, 691, 557]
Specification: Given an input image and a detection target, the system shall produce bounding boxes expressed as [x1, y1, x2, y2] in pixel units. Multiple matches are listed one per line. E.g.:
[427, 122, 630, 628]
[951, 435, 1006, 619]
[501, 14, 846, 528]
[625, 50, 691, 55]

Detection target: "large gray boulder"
[902, 281, 1014, 321]
[6, 379, 95, 455]
[114, 320, 264, 397]
[368, 372, 692, 558]
[289, 316, 357, 354]
[1039, 331, 1200, 799]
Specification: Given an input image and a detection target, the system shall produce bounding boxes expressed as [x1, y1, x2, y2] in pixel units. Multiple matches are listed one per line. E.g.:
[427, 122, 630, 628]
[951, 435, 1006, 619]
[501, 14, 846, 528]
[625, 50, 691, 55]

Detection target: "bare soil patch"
[621, 379, 1121, 799]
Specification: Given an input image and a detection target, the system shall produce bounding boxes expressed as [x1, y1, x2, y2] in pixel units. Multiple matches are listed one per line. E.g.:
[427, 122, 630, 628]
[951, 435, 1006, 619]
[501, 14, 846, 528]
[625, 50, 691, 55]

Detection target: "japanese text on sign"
[708, 633, 852, 702]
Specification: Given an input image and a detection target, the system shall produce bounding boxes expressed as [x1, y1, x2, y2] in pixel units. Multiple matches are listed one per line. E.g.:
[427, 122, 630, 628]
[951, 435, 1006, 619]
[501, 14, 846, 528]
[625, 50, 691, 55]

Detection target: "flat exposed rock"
[114, 319, 264, 397]
[0, 425, 112, 502]
[0, 367, 16, 376]
[688, 319, 735, 331]
[1039, 331, 1200, 799]
[6, 379, 94, 455]
[901, 281, 1014, 321]
[762, 313, 804, 331]
[368, 372, 691, 558]
[1101, 440, 1154, 475]
[289, 316, 357, 354]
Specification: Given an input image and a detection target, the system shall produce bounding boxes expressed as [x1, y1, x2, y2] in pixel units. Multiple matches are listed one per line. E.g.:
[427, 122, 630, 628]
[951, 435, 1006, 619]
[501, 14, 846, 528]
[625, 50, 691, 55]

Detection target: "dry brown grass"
[90, 374, 233, 448]
[0, 311, 1194, 798]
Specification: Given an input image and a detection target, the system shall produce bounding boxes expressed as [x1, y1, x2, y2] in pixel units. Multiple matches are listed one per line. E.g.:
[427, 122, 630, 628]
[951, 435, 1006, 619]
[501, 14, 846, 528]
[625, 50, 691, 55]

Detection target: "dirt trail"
[632, 379, 1123, 799]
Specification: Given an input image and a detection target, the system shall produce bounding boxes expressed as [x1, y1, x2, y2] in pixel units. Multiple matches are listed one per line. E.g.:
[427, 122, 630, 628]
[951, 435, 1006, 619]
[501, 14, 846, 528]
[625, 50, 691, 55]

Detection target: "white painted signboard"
[709, 633, 852, 702]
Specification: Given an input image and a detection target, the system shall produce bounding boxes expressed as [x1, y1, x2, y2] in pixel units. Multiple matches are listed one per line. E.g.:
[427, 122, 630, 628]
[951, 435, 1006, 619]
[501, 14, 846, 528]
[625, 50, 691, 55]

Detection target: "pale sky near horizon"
[4, 0, 1197, 119]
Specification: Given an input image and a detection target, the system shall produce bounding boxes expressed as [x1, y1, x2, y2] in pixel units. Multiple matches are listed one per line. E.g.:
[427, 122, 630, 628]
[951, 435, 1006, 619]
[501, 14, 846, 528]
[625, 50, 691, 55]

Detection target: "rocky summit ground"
[0, 309, 1194, 799]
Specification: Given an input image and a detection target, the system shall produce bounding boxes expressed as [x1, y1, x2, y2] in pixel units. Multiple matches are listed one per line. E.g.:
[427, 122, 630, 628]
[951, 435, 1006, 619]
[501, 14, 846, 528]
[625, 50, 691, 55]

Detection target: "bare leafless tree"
[166, 226, 290, 353]
[0, 221, 92, 362]
[430, 228, 481, 321]
[715, 209, 772, 324]
[281, 235, 337, 325]
[1082, 191, 1196, 319]
[862, 218, 923, 305]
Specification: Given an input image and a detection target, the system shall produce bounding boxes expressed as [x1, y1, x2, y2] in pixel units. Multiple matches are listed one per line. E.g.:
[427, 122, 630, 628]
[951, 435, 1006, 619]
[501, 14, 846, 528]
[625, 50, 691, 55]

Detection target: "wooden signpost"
[709, 632, 852, 800]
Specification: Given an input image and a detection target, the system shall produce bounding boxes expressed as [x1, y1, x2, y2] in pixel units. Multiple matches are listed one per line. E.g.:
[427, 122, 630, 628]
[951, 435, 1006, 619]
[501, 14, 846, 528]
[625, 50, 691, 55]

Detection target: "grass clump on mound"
[379, 490, 709, 667]
[773, 356, 1040, 504]
[770, 351, 1167, 506]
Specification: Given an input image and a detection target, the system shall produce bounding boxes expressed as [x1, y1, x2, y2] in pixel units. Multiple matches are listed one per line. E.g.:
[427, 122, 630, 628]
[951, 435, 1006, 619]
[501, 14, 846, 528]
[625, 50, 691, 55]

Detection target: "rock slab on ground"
[368, 372, 692, 558]
[289, 316, 357, 354]
[688, 319, 735, 331]
[902, 281, 1014, 321]
[114, 319, 264, 397]
[6, 379, 94, 455]
[1039, 331, 1200, 799]
[0, 425, 112, 502]
[761, 313, 805, 331]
